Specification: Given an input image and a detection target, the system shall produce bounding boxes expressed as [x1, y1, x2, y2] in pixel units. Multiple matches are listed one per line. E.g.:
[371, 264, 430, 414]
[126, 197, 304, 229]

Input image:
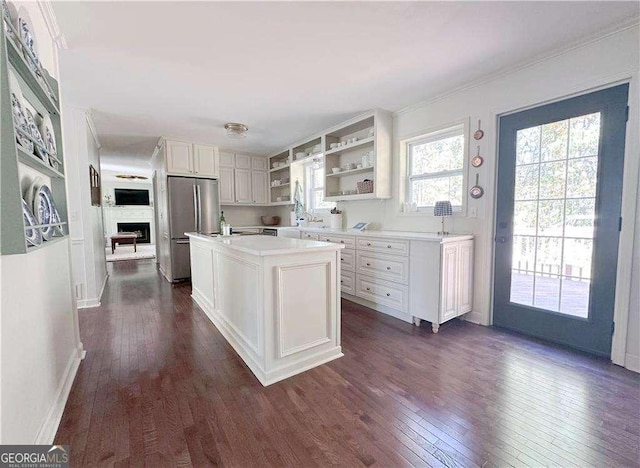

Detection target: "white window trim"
[304, 159, 335, 214]
[398, 118, 470, 217]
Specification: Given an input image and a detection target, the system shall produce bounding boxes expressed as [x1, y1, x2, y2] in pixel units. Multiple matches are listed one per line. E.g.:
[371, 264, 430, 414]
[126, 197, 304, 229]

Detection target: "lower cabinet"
[288, 229, 474, 333]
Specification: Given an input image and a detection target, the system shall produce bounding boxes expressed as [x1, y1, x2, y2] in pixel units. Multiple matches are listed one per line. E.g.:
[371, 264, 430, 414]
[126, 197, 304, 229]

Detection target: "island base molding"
[187, 234, 344, 386]
[192, 289, 343, 386]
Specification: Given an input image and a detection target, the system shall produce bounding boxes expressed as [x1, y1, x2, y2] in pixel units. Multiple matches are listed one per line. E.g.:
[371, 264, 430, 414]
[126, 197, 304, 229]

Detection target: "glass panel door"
[493, 84, 628, 357]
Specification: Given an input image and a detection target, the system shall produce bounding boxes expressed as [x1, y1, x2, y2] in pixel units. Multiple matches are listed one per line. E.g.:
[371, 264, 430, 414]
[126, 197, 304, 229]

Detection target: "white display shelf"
[326, 166, 374, 178]
[324, 136, 374, 156]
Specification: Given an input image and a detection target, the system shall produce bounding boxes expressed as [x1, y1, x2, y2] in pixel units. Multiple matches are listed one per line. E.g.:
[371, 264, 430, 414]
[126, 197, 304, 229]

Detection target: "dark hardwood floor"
[55, 259, 640, 467]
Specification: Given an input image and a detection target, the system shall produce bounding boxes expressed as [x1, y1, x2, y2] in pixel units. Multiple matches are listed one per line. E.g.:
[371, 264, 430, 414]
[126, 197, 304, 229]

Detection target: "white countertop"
[274, 226, 473, 242]
[186, 232, 344, 256]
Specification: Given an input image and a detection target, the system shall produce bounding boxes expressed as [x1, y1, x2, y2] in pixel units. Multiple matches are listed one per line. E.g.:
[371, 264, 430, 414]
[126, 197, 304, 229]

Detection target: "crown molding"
[85, 109, 102, 149]
[37, 0, 68, 50]
[395, 17, 640, 116]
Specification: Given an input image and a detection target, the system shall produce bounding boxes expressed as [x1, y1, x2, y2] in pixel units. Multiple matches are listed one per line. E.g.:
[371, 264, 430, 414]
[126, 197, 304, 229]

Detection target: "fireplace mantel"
[104, 206, 155, 246]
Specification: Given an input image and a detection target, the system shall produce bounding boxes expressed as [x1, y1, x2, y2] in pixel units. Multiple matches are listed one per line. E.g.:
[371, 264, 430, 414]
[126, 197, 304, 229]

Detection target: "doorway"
[493, 84, 629, 356]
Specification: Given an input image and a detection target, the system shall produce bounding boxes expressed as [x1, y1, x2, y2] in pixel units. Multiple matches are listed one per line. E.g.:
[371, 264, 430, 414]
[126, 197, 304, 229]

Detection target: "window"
[305, 159, 335, 212]
[406, 123, 465, 210]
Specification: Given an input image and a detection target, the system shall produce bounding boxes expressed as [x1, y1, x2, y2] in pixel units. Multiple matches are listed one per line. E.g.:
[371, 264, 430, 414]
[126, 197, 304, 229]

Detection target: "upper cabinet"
[218, 153, 270, 205]
[165, 139, 219, 178]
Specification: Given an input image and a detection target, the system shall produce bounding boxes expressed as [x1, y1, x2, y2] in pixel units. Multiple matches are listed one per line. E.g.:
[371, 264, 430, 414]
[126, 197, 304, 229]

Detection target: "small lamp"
[434, 201, 452, 236]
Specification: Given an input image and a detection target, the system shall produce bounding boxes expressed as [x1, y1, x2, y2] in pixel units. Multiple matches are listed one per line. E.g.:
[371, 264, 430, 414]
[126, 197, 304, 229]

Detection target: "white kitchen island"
[186, 233, 344, 386]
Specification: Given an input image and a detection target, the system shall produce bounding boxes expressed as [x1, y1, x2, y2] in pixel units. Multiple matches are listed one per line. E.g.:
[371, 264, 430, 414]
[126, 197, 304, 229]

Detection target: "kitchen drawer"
[356, 251, 409, 285]
[340, 249, 355, 272]
[356, 237, 409, 256]
[355, 274, 408, 312]
[340, 270, 355, 295]
[318, 234, 355, 249]
[301, 231, 319, 240]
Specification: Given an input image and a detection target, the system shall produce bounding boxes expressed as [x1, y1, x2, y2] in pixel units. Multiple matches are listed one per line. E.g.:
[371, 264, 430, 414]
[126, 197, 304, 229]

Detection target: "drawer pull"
[326, 238, 330, 241]
[386, 293, 390, 297]
[340, 280, 344, 283]
[386, 266, 391, 270]
[341, 258, 344, 261]
[340, 240, 345, 243]
[367, 242, 371, 246]
[366, 262, 371, 266]
[366, 287, 371, 291]
[387, 245, 392, 249]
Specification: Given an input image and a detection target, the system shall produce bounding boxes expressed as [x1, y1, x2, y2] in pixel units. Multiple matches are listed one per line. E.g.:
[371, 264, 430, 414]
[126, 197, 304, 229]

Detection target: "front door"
[494, 84, 629, 356]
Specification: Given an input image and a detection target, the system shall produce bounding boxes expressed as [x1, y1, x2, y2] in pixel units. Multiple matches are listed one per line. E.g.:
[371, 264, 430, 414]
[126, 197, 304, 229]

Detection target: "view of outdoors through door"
[510, 112, 600, 318]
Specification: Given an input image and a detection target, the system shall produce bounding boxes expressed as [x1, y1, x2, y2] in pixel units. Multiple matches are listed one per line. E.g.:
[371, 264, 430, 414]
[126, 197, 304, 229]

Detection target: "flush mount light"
[224, 122, 248, 139]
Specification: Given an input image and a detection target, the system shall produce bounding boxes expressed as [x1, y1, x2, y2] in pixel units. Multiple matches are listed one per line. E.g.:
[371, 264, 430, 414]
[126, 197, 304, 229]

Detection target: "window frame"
[304, 159, 335, 214]
[400, 119, 469, 216]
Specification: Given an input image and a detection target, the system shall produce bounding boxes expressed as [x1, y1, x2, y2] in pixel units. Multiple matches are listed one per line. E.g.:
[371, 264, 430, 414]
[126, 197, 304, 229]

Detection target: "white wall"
[335, 25, 640, 370]
[223, 205, 288, 227]
[62, 107, 107, 308]
[1, 1, 83, 443]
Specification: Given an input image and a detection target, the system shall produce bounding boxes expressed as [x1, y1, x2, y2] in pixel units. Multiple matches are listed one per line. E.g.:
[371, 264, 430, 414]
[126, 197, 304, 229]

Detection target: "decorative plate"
[22, 198, 42, 246]
[24, 176, 43, 211]
[17, 7, 39, 68]
[40, 113, 57, 155]
[34, 184, 56, 240]
[24, 108, 47, 160]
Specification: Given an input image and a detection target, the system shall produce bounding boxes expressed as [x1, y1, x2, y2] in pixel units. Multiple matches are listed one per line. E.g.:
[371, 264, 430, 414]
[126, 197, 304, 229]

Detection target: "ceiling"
[52, 1, 639, 173]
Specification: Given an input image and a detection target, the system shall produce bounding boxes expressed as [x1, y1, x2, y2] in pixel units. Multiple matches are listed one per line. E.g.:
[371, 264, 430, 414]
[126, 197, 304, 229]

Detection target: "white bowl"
[331, 167, 342, 174]
[295, 152, 306, 159]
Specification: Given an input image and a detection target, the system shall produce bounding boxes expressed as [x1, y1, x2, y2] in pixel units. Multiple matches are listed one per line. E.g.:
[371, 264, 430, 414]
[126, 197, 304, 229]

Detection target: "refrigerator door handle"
[192, 185, 198, 232]
[175, 239, 190, 244]
[196, 185, 202, 232]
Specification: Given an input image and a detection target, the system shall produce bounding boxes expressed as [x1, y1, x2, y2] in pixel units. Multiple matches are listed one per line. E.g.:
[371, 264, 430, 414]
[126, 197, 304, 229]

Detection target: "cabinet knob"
[326, 238, 330, 241]
[366, 287, 371, 291]
[367, 242, 371, 246]
[340, 240, 344, 243]
[366, 263, 371, 266]
[387, 245, 392, 249]
[386, 293, 390, 297]
[340, 280, 344, 283]
[386, 266, 391, 270]
[340, 258, 344, 262]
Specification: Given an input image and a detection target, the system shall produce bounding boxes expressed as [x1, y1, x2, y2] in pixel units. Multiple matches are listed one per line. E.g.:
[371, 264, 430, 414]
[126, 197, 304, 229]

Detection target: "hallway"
[55, 260, 640, 466]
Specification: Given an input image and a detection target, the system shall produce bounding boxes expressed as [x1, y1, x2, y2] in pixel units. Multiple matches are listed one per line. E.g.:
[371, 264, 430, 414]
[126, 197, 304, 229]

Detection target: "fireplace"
[117, 222, 151, 244]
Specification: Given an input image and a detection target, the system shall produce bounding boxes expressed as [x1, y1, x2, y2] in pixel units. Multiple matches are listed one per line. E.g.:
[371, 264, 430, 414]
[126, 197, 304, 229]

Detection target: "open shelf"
[16, 145, 64, 178]
[6, 33, 59, 115]
[326, 166, 374, 178]
[325, 136, 374, 156]
[324, 193, 380, 202]
[269, 163, 290, 173]
[270, 182, 290, 189]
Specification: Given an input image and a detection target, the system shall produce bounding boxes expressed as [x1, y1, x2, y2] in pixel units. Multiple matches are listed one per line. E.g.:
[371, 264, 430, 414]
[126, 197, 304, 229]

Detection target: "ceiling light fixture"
[224, 122, 248, 139]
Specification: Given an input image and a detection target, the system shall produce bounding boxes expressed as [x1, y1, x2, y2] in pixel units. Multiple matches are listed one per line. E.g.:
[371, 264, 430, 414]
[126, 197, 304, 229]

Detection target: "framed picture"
[89, 165, 101, 206]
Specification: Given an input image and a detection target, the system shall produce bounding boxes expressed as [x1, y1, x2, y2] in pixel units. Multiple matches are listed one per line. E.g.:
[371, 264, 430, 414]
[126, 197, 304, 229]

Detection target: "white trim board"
[33, 344, 84, 444]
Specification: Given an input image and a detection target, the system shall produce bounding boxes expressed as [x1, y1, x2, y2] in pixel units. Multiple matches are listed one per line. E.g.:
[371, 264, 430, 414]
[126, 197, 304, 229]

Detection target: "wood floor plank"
[54, 260, 640, 467]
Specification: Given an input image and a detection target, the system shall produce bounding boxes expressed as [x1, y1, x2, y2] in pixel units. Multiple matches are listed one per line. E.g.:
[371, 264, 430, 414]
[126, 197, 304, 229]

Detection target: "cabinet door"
[235, 154, 252, 169]
[234, 168, 252, 203]
[166, 140, 193, 175]
[251, 171, 268, 204]
[440, 243, 458, 322]
[219, 152, 235, 167]
[457, 241, 474, 314]
[251, 156, 268, 171]
[193, 144, 219, 177]
[219, 168, 235, 204]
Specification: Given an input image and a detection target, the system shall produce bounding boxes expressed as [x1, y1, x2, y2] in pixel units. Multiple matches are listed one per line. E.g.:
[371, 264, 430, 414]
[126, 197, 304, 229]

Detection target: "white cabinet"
[218, 153, 269, 205]
[251, 171, 269, 204]
[220, 152, 235, 167]
[252, 156, 268, 171]
[166, 140, 193, 175]
[285, 229, 474, 333]
[219, 167, 235, 204]
[235, 154, 251, 169]
[165, 139, 219, 177]
[234, 169, 252, 203]
[194, 144, 219, 177]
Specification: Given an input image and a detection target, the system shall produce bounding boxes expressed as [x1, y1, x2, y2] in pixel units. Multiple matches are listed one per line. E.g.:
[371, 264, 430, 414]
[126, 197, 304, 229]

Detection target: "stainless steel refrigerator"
[168, 176, 220, 281]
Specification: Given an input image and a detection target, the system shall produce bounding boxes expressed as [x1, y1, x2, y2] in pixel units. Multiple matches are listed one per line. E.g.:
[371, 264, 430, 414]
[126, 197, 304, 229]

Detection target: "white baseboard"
[77, 273, 108, 309]
[625, 353, 640, 373]
[33, 344, 84, 444]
